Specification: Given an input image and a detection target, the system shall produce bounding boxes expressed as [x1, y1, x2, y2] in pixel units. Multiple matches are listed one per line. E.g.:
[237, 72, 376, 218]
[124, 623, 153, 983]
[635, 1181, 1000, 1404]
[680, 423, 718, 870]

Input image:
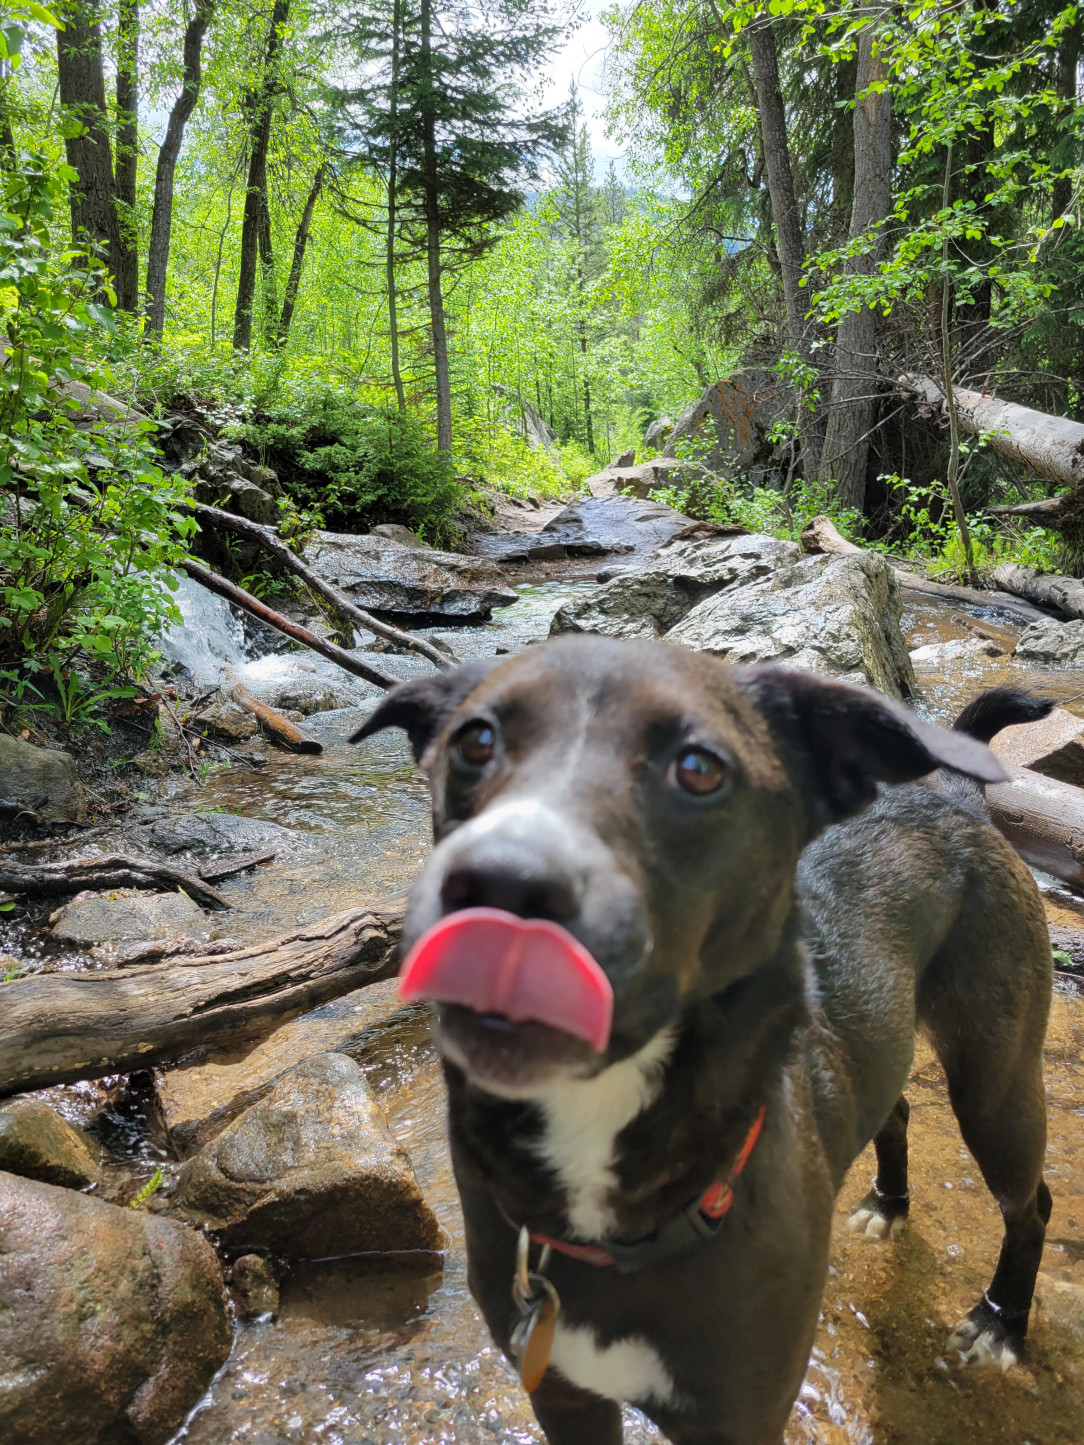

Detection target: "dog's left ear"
[349, 658, 500, 762]
[741, 666, 1007, 833]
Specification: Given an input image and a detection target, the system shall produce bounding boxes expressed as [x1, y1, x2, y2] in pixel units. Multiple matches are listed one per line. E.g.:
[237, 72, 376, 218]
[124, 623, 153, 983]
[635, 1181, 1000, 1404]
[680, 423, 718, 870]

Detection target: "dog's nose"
[438, 805, 582, 923]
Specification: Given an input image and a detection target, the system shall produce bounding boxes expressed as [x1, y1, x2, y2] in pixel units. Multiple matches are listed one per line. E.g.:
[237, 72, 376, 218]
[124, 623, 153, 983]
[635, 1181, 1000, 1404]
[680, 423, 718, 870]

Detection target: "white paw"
[847, 1206, 905, 1241]
[948, 1321, 1021, 1371]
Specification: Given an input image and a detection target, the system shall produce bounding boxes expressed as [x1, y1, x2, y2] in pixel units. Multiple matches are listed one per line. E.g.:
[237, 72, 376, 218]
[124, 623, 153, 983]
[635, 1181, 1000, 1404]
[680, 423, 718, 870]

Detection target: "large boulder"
[467, 495, 692, 565]
[643, 415, 674, 452]
[305, 530, 516, 621]
[0, 734, 86, 824]
[169, 1052, 445, 1257]
[0, 1171, 231, 1445]
[663, 370, 791, 480]
[551, 532, 800, 641]
[50, 889, 211, 946]
[156, 978, 411, 1152]
[0, 1098, 100, 1189]
[1015, 617, 1084, 665]
[585, 457, 695, 500]
[141, 810, 296, 859]
[666, 551, 916, 699]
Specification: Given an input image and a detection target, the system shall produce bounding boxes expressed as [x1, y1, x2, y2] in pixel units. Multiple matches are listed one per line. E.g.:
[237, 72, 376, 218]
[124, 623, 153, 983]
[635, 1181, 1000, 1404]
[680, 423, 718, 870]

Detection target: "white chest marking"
[533, 1027, 675, 1241]
[550, 1322, 678, 1407]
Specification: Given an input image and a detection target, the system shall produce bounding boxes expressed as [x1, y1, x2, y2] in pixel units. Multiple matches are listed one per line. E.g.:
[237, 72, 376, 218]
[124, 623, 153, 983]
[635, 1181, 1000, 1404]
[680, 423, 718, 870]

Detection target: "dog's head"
[353, 636, 1003, 1095]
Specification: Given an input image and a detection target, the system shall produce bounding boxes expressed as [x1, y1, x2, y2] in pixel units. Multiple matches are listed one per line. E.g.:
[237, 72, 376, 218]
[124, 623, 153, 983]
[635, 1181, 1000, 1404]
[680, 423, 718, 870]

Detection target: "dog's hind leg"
[848, 1095, 911, 1240]
[530, 1373, 623, 1445]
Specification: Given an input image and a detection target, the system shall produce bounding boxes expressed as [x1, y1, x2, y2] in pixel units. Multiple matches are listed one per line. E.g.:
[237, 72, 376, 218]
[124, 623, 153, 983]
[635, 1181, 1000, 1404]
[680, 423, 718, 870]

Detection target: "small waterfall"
[158, 574, 249, 684]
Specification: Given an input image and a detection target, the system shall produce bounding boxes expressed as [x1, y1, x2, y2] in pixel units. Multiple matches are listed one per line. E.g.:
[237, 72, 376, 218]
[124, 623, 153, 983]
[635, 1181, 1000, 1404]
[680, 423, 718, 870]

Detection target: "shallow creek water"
[18, 576, 1084, 1442]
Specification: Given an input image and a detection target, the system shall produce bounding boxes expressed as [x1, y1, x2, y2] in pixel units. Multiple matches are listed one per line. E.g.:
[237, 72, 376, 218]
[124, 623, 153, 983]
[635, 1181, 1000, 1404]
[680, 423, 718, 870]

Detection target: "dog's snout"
[440, 849, 580, 923]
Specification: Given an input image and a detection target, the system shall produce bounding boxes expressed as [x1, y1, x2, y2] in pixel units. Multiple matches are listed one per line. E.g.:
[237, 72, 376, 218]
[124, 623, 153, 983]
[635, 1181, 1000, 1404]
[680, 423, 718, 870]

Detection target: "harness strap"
[498, 1103, 767, 1275]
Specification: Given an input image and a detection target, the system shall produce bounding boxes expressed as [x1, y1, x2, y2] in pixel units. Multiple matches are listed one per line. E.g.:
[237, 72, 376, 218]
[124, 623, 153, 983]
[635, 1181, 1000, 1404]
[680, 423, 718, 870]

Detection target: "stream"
[11, 573, 1084, 1444]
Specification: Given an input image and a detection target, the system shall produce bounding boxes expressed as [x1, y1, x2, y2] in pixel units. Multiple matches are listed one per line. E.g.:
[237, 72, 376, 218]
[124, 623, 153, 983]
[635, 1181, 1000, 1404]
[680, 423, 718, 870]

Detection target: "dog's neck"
[444, 933, 812, 1244]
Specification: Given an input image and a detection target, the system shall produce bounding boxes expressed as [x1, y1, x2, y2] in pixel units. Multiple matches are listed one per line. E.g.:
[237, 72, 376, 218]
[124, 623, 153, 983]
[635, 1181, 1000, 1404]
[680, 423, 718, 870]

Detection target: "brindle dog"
[353, 638, 1052, 1445]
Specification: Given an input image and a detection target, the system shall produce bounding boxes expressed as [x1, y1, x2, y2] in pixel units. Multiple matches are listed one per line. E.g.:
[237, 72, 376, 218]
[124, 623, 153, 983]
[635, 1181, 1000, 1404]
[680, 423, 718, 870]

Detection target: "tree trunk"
[387, 0, 406, 410]
[578, 315, 593, 454]
[114, 0, 139, 313]
[233, 0, 289, 352]
[145, 0, 215, 339]
[55, 0, 119, 281]
[420, 0, 452, 451]
[747, 15, 816, 478]
[277, 162, 325, 345]
[990, 563, 1084, 620]
[1053, 17, 1082, 225]
[0, 904, 403, 1097]
[258, 192, 277, 345]
[817, 14, 892, 510]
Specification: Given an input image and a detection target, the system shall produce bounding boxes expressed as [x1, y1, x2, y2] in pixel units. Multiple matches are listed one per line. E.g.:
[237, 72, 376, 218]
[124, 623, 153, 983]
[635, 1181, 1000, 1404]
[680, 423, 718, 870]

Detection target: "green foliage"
[650, 475, 865, 544]
[0, 156, 193, 721]
[234, 390, 465, 541]
[129, 1166, 163, 1209]
[454, 417, 567, 499]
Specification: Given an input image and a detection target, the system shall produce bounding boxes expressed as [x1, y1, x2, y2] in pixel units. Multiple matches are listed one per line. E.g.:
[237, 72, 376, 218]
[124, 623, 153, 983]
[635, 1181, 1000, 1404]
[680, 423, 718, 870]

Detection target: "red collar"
[500, 1104, 767, 1274]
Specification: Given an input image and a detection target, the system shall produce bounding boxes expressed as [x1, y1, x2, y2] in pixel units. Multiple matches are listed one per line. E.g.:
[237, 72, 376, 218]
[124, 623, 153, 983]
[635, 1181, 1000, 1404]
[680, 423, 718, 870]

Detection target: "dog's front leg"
[529, 1370, 624, 1445]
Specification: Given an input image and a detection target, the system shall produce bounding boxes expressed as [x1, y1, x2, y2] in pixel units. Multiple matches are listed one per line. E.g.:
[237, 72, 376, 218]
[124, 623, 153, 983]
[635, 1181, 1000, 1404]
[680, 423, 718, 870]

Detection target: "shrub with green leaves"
[0, 155, 194, 719]
[235, 392, 465, 543]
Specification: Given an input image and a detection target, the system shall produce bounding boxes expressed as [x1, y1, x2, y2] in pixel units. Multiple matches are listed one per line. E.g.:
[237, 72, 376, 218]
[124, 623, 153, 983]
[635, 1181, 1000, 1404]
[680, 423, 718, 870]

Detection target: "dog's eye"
[455, 721, 496, 767]
[671, 747, 729, 796]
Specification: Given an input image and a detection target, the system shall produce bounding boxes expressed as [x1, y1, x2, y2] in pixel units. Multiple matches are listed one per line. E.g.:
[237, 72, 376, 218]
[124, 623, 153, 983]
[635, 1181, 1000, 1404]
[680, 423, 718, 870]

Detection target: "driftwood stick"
[987, 765, 1084, 889]
[0, 902, 404, 1096]
[991, 563, 1084, 622]
[0, 854, 230, 909]
[181, 558, 400, 691]
[198, 849, 276, 883]
[228, 680, 322, 754]
[190, 502, 455, 669]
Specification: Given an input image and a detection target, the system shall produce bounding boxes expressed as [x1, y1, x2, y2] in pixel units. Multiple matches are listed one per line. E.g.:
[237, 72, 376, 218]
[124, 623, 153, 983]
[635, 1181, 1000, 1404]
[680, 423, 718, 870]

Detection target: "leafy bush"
[455, 416, 567, 499]
[0, 156, 193, 721]
[650, 474, 865, 546]
[235, 391, 465, 543]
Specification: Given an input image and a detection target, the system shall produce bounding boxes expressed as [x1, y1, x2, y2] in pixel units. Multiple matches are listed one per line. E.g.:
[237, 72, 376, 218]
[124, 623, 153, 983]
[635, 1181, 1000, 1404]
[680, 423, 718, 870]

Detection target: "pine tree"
[553, 84, 602, 454]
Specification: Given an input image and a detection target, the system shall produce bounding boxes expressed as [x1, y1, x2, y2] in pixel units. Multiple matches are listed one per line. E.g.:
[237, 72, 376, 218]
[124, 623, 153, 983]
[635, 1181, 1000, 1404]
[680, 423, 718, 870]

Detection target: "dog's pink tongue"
[399, 907, 614, 1053]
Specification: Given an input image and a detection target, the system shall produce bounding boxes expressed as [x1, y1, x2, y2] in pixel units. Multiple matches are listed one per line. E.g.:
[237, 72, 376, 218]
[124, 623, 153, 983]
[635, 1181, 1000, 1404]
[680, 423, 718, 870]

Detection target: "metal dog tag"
[510, 1225, 561, 1393]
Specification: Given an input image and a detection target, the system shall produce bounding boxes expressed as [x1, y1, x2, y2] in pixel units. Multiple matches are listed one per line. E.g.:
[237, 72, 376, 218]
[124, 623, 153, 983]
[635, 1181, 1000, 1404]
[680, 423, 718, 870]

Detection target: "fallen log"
[0, 902, 404, 1096]
[181, 559, 400, 692]
[987, 765, 1084, 890]
[798, 514, 1044, 621]
[0, 854, 229, 910]
[898, 374, 1084, 491]
[198, 848, 276, 883]
[990, 563, 1084, 621]
[228, 680, 322, 754]
[190, 501, 455, 670]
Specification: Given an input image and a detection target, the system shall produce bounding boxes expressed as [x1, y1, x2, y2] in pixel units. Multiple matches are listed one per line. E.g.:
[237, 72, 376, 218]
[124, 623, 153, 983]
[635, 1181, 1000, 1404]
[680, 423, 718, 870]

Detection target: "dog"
[352, 637, 1053, 1445]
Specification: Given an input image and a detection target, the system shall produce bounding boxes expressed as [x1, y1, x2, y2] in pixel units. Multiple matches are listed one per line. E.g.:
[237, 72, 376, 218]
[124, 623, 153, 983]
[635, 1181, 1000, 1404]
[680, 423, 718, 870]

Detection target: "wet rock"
[0, 734, 86, 823]
[667, 551, 916, 699]
[170, 1052, 445, 1256]
[586, 457, 696, 500]
[613, 448, 636, 467]
[143, 811, 295, 859]
[1014, 616, 1084, 664]
[193, 697, 258, 743]
[156, 978, 410, 1151]
[50, 889, 211, 946]
[663, 369, 791, 480]
[223, 477, 277, 525]
[258, 677, 357, 716]
[306, 530, 516, 621]
[643, 414, 674, 451]
[991, 706, 1084, 786]
[0, 1170, 231, 1445]
[541, 496, 690, 556]
[371, 522, 426, 548]
[231, 1254, 280, 1319]
[551, 532, 800, 641]
[908, 636, 1003, 663]
[0, 1098, 100, 1188]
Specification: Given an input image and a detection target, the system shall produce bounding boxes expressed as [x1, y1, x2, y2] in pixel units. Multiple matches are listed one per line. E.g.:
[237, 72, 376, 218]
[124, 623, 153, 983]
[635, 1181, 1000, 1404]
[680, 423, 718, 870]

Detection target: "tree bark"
[747, 15, 816, 478]
[180, 558, 401, 690]
[233, 0, 289, 352]
[0, 904, 403, 1097]
[990, 563, 1084, 620]
[987, 766, 1084, 892]
[55, 0, 119, 281]
[190, 499, 454, 668]
[0, 854, 229, 909]
[228, 680, 321, 753]
[145, 0, 215, 339]
[898, 374, 1084, 490]
[277, 162, 325, 345]
[387, 0, 406, 410]
[817, 14, 892, 509]
[420, 0, 452, 451]
[1053, 17, 1082, 226]
[114, 0, 139, 313]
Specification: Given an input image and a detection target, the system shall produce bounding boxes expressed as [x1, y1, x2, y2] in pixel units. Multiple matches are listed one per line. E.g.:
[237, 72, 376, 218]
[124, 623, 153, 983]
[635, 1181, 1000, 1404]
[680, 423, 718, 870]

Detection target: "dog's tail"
[952, 685, 1054, 744]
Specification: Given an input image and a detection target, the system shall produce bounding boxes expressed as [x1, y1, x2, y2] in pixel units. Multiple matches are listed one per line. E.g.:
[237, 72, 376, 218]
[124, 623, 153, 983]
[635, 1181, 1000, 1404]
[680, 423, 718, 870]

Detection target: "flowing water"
[15, 573, 1084, 1443]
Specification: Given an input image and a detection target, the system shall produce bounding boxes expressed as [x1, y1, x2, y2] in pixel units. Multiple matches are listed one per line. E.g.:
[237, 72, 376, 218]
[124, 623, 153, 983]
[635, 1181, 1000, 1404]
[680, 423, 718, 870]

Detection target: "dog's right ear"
[349, 658, 500, 763]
